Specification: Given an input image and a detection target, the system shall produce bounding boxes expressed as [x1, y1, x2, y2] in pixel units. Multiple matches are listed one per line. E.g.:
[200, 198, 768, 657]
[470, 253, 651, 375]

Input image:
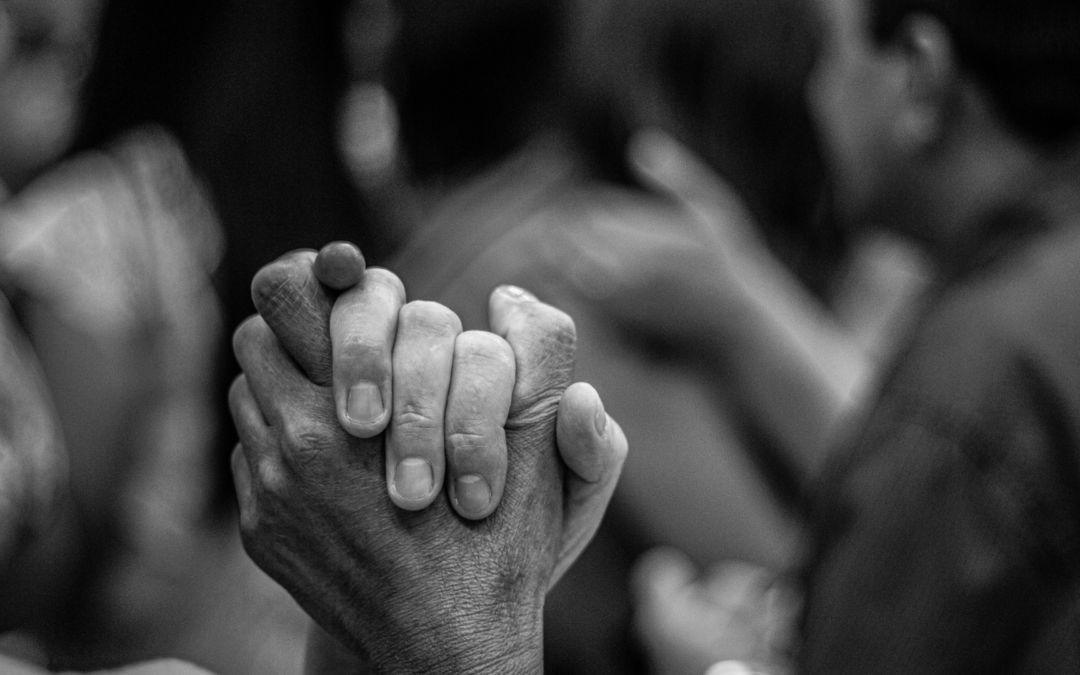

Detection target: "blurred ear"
[891, 13, 957, 151]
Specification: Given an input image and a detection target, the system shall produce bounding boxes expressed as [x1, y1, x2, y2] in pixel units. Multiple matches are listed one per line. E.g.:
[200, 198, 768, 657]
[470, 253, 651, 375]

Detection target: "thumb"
[551, 381, 627, 588]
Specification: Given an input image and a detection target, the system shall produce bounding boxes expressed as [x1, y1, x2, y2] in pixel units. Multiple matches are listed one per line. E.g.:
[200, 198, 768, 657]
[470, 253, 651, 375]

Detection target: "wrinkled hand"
[230, 243, 626, 673]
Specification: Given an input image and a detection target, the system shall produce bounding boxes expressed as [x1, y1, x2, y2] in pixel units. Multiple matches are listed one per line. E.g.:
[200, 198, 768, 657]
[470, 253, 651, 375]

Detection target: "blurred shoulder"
[890, 219, 1080, 408]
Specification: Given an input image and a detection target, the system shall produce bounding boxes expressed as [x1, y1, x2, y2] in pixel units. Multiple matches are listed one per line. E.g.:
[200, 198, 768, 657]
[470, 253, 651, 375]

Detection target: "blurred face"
[805, 0, 903, 229]
[0, 0, 104, 186]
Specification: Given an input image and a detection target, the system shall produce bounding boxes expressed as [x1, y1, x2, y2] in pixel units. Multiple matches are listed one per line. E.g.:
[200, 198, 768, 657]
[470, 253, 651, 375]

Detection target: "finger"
[233, 314, 316, 427]
[228, 372, 288, 498]
[234, 314, 363, 482]
[251, 249, 334, 386]
[313, 241, 367, 291]
[555, 382, 618, 482]
[385, 301, 461, 510]
[444, 330, 515, 519]
[228, 373, 270, 450]
[487, 285, 576, 421]
[627, 127, 758, 245]
[230, 444, 256, 531]
[330, 268, 407, 438]
[550, 382, 628, 587]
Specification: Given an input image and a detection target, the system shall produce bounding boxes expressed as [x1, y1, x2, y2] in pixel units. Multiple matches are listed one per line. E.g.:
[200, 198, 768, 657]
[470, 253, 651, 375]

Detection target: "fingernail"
[455, 474, 491, 515]
[500, 285, 536, 301]
[394, 458, 434, 501]
[594, 399, 608, 438]
[347, 381, 384, 425]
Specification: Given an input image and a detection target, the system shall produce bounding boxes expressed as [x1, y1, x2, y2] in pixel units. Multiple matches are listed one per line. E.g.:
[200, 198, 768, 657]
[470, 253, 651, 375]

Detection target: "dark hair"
[389, 0, 565, 181]
[869, 0, 1080, 145]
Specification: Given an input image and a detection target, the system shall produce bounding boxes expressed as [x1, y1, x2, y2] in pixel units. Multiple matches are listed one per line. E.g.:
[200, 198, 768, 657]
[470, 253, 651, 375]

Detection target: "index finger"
[330, 268, 407, 438]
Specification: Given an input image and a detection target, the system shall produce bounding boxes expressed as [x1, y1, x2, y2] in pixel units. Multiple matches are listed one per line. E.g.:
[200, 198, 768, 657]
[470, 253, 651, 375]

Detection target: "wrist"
[357, 598, 545, 675]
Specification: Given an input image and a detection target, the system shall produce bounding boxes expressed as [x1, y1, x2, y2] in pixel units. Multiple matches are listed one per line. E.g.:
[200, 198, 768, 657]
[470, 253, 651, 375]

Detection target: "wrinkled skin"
[230, 249, 584, 674]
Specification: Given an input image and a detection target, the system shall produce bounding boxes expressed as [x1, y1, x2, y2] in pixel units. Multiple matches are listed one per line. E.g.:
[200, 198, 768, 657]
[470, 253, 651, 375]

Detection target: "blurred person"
[566, 0, 1080, 669]
[0, 127, 229, 672]
[794, 0, 1080, 669]
[0, 0, 103, 190]
[0, 1, 312, 673]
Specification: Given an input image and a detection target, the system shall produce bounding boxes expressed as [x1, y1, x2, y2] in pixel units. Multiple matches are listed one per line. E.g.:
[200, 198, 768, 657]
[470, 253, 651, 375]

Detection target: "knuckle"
[256, 456, 289, 493]
[456, 331, 514, 368]
[446, 422, 499, 456]
[340, 332, 386, 355]
[227, 371, 250, 408]
[393, 405, 442, 432]
[250, 260, 291, 310]
[251, 251, 316, 313]
[280, 416, 333, 467]
[228, 374, 247, 407]
[399, 301, 462, 338]
[232, 314, 268, 361]
[446, 427, 488, 451]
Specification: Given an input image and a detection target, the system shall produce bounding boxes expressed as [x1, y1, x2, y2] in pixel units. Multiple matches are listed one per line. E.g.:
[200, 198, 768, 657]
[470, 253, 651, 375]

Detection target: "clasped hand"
[229, 243, 627, 673]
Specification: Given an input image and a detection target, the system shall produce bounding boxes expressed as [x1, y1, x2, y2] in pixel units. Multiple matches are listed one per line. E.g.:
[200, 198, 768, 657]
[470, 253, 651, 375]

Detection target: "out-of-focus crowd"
[1, 0, 1078, 673]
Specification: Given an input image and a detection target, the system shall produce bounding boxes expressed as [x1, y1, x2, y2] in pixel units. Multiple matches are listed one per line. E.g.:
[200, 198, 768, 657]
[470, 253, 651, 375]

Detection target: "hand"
[231, 244, 627, 673]
[539, 128, 769, 346]
[312, 243, 625, 582]
[544, 130, 872, 480]
[631, 548, 799, 675]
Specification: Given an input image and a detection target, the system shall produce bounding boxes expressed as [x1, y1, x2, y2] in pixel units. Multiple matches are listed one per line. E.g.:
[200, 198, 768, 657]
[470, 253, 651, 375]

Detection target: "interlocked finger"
[251, 249, 335, 386]
[444, 330, 515, 520]
[385, 301, 462, 510]
[330, 268, 407, 438]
